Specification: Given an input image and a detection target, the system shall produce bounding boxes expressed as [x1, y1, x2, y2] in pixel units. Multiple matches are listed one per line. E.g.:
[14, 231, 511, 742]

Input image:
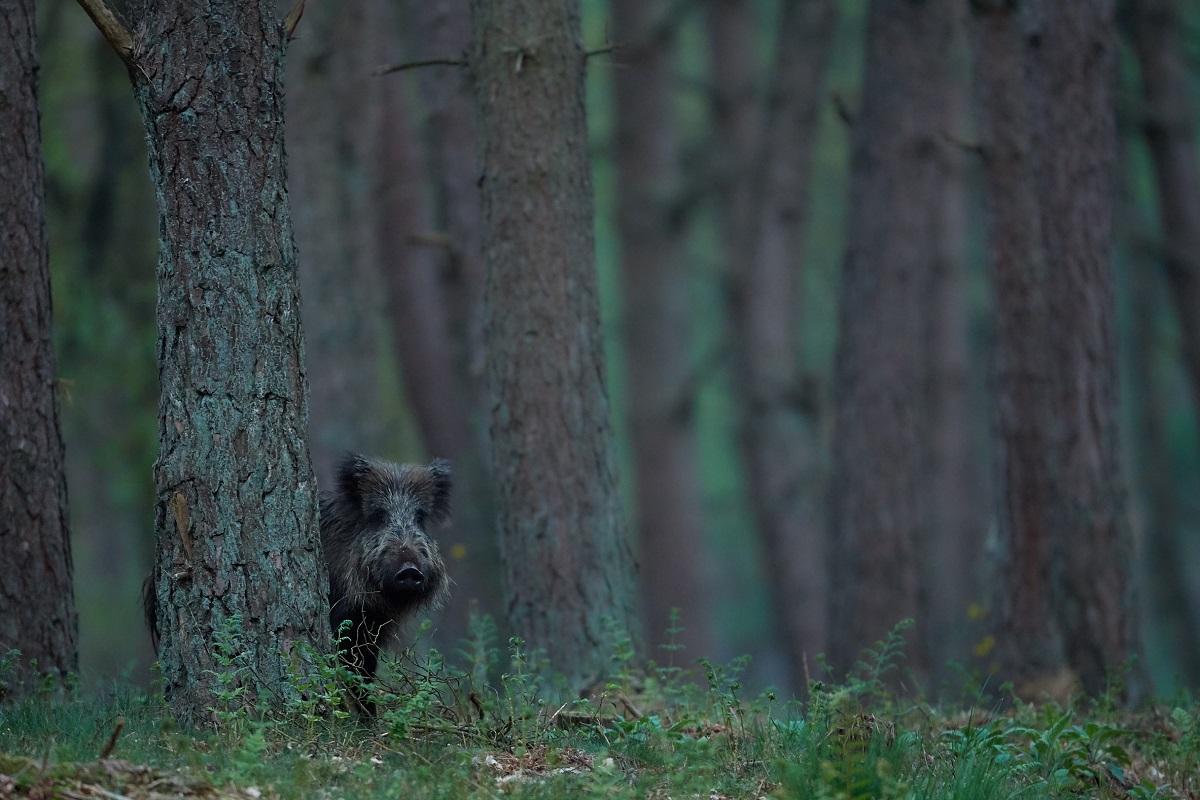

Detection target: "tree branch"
[375, 46, 612, 77]
[74, 0, 134, 65]
[284, 0, 306, 40]
[374, 57, 465, 76]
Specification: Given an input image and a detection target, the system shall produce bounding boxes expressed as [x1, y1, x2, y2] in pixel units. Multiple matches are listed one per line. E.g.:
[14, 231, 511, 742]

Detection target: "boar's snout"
[385, 562, 426, 596]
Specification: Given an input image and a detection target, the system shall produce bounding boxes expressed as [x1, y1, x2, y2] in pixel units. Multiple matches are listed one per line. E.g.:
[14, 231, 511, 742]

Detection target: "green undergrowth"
[2, 619, 1198, 800]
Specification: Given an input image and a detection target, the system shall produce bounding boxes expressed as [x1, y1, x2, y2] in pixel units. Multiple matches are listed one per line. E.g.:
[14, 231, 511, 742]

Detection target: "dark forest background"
[31, 0, 1200, 697]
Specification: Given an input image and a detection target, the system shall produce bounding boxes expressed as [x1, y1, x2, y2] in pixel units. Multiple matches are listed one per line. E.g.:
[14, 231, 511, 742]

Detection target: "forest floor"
[2, 625, 1199, 800]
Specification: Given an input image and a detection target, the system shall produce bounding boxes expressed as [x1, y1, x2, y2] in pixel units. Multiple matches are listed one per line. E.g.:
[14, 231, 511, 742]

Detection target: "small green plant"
[1163, 705, 1200, 794]
[658, 608, 687, 671]
[1008, 707, 1131, 792]
[641, 608, 701, 710]
[458, 610, 499, 691]
[846, 618, 916, 706]
[693, 654, 753, 764]
[205, 613, 255, 730]
[919, 721, 1033, 800]
[603, 615, 639, 691]
[282, 633, 353, 729]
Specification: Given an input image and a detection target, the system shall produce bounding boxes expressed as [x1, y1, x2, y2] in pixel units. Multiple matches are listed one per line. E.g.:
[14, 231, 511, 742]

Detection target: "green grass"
[2, 623, 1198, 800]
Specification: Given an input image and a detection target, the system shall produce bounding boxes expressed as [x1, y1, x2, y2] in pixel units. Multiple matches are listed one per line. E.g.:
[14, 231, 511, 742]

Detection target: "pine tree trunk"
[1024, 0, 1145, 699]
[470, 0, 640, 688]
[970, 0, 1066, 688]
[613, 0, 712, 657]
[828, 0, 954, 681]
[0, 0, 79, 694]
[119, 0, 329, 724]
[731, 0, 836, 692]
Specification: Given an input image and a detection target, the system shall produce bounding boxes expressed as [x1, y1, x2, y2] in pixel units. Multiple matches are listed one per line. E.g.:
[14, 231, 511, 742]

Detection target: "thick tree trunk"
[1129, 0, 1200, 421]
[970, 0, 1066, 688]
[612, 0, 711, 657]
[1025, 0, 1145, 699]
[111, 0, 329, 724]
[0, 0, 79, 694]
[730, 0, 836, 692]
[470, 0, 641, 688]
[828, 0, 953, 682]
[287, 0, 384, 488]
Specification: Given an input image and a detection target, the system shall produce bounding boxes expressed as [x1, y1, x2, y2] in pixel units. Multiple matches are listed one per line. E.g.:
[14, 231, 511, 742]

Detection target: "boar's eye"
[413, 508, 427, 528]
[366, 506, 389, 528]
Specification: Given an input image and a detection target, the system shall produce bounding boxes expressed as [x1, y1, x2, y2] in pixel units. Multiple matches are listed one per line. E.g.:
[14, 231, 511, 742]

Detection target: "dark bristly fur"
[143, 453, 452, 710]
[321, 453, 451, 695]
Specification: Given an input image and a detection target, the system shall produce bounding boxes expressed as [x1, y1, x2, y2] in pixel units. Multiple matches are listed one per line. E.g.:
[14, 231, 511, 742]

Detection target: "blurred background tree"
[1, 0, 78, 696]
[34, 0, 1200, 699]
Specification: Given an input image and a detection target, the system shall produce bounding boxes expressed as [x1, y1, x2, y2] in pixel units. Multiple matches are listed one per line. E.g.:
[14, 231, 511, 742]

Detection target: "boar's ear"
[419, 458, 453, 525]
[335, 452, 373, 506]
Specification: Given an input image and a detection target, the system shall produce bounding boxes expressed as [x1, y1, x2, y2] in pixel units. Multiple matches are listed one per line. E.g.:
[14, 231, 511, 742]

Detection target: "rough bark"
[105, 0, 329, 723]
[1129, 0, 1200, 423]
[828, 0, 954, 682]
[613, 0, 711, 657]
[730, 0, 836, 692]
[970, 0, 1066, 688]
[1025, 0, 1145, 699]
[287, 0, 384, 488]
[0, 0, 79, 694]
[470, 0, 640, 688]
